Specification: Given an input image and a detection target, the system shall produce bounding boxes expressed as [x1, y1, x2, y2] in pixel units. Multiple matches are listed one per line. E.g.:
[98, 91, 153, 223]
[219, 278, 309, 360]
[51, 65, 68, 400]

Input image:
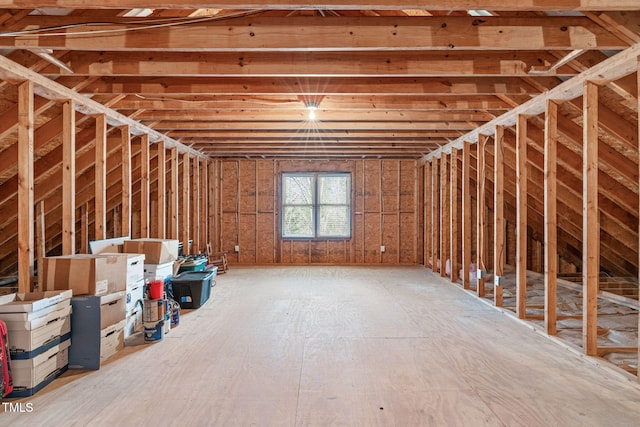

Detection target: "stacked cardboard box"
[0, 290, 72, 397]
[123, 239, 179, 290]
[143, 262, 174, 283]
[42, 254, 127, 296]
[123, 239, 179, 285]
[102, 253, 145, 338]
[43, 254, 129, 370]
[68, 292, 126, 370]
[123, 238, 179, 265]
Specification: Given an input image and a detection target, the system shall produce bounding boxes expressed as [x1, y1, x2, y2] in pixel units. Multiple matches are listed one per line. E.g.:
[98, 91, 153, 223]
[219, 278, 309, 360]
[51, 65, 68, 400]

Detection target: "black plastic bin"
[170, 270, 214, 309]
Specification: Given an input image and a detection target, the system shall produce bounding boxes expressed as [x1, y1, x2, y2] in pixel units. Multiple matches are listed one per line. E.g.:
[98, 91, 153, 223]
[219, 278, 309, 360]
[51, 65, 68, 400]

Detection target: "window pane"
[318, 176, 348, 204]
[318, 206, 350, 237]
[284, 175, 313, 205]
[283, 206, 314, 237]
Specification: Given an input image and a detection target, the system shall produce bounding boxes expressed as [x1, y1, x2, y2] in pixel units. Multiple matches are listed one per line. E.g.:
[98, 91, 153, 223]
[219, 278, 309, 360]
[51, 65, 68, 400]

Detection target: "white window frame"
[281, 172, 352, 239]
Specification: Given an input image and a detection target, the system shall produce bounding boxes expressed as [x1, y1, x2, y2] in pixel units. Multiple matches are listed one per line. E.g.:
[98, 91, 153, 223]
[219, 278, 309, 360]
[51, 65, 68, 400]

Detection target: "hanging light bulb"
[305, 101, 319, 121]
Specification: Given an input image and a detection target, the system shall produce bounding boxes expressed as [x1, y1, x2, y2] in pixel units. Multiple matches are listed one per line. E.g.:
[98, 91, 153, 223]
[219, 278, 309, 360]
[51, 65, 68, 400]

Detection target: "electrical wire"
[0, 9, 264, 38]
[132, 94, 303, 106]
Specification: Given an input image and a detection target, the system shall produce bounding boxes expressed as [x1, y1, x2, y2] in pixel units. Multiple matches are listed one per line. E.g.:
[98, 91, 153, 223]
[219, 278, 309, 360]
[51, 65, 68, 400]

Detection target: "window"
[282, 172, 351, 238]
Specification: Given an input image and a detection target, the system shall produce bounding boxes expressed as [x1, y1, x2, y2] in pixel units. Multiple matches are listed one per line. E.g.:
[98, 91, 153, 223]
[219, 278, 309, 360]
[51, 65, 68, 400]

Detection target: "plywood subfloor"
[3, 266, 640, 426]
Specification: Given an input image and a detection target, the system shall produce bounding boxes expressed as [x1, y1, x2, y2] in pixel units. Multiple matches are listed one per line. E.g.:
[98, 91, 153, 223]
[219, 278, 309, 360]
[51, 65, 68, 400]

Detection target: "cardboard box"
[2, 304, 71, 360]
[126, 280, 144, 317]
[9, 339, 70, 397]
[0, 290, 72, 315]
[124, 309, 143, 339]
[123, 239, 179, 264]
[89, 237, 130, 254]
[144, 262, 174, 282]
[100, 319, 125, 362]
[102, 253, 145, 285]
[43, 255, 127, 296]
[72, 292, 126, 330]
[69, 314, 125, 371]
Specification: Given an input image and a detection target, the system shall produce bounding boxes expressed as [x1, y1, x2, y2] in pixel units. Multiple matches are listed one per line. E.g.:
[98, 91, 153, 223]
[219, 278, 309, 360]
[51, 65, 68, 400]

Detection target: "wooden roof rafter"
[0, 54, 207, 159]
[424, 41, 640, 161]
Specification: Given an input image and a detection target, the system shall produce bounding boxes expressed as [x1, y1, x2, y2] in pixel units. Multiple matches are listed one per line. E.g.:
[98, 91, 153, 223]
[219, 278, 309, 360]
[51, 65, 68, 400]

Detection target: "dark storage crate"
[170, 270, 214, 309]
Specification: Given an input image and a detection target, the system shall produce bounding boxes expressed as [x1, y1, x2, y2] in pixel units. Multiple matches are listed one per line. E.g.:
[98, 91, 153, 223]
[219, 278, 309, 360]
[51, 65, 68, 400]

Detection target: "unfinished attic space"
[1, 1, 640, 425]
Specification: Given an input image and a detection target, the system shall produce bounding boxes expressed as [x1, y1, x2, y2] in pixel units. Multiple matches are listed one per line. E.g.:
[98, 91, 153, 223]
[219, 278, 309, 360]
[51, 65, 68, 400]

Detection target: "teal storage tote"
[177, 257, 207, 273]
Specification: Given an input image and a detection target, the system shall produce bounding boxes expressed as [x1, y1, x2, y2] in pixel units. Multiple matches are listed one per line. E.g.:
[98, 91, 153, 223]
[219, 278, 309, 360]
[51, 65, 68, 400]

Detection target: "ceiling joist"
[0, 17, 628, 52]
[0, 1, 638, 11]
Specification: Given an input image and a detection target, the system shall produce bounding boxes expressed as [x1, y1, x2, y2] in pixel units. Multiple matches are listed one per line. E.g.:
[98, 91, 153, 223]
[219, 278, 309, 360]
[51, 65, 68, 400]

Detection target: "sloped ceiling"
[0, 2, 638, 277]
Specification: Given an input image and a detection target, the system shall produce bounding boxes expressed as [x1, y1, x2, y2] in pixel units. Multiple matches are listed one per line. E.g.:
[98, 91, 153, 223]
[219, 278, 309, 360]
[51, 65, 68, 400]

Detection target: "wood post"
[181, 152, 190, 254]
[462, 141, 471, 289]
[494, 126, 505, 307]
[545, 100, 559, 335]
[379, 161, 384, 264]
[35, 200, 45, 290]
[169, 147, 178, 240]
[209, 160, 217, 249]
[477, 134, 487, 298]
[62, 100, 75, 255]
[156, 141, 166, 238]
[201, 159, 208, 250]
[637, 58, 640, 384]
[80, 203, 89, 254]
[191, 157, 200, 253]
[583, 81, 600, 357]
[94, 114, 107, 240]
[120, 126, 131, 237]
[432, 157, 439, 272]
[140, 134, 150, 238]
[18, 81, 34, 293]
[440, 154, 449, 277]
[450, 148, 459, 283]
[425, 161, 432, 269]
[113, 205, 121, 237]
[516, 115, 528, 319]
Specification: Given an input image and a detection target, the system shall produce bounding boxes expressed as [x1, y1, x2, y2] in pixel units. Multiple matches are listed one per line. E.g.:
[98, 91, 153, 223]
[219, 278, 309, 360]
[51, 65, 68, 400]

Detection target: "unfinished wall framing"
[0, 58, 210, 288]
[216, 159, 419, 265]
[423, 50, 640, 381]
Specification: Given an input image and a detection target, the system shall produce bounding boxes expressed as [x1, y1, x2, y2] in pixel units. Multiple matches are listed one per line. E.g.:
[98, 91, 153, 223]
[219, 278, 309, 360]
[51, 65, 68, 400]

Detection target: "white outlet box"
[380, 245, 385, 253]
[234, 245, 240, 252]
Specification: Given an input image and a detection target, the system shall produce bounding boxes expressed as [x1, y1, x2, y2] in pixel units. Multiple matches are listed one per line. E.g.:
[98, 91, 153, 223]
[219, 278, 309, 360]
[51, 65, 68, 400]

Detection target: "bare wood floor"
[3, 266, 640, 426]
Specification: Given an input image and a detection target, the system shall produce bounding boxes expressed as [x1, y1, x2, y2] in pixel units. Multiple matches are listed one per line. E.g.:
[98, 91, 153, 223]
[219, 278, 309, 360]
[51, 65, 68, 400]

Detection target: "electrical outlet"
[478, 269, 486, 279]
[380, 245, 385, 253]
[234, 245, 240, 252]
[494, 276, 504, 287]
